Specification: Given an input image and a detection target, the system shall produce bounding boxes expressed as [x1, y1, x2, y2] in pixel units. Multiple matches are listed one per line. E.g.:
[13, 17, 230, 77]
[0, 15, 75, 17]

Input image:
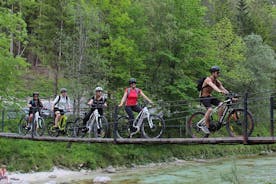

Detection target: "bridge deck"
[0, 133, 275, 144]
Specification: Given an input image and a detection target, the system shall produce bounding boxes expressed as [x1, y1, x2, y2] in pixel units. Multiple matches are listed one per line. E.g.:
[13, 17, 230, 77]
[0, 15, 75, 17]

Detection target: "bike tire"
[18, 115, 29, 135]
[115, 116, 130, 139]
[65, 121, 75, 137]
[74, 117, 86, 138]
[226, 108, 254, 137]
[187, 112, 209, 138]
[47, 121, 59, 137]
[141, 114, 165, 138]
[93, 116, 109, 138]
[35, 117, 45, 136]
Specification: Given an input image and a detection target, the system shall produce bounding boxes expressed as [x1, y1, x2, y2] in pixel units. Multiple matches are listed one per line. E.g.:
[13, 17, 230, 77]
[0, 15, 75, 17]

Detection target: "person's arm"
[140, 90, 153, 104]
[217, 80, 229, 94]
[66, 97, 72, 111]
[119, 90, 128, 107]
[205, 78, 224, 93]
[52, 96, 59, 110]
[27, 100, 32, 108]
[87, 99, 93, 106]
[103, 98, 107, 107]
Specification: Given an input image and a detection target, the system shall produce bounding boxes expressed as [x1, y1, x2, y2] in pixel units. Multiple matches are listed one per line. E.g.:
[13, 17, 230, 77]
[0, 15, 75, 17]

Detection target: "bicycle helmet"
[60, 88, 67, 93]
[95, 86, 103, 92]
[210, 66, 220, 73]
[129, 78, 136, 84]
[33, 92, 39, 96]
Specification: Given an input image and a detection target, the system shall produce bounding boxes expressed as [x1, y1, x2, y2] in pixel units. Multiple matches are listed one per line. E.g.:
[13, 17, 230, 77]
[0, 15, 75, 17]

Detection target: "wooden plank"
[0, 133, 274, 144]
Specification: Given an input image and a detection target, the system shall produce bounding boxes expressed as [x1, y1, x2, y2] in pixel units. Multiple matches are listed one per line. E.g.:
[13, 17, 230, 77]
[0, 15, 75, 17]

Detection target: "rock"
[105, 166, 116, 173]
[44, 181, 57, 184]
[48, 175, 57, 179]
[93, 176, 111, 184]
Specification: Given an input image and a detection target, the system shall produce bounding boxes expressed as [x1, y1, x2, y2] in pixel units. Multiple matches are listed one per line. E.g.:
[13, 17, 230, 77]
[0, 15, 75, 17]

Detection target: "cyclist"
[27, 92, 43, 129]
[119, 78, 153, 132]
[82, 86, 107, 132]
[200, 66, 228, 135]
[52, 88, 71, 128]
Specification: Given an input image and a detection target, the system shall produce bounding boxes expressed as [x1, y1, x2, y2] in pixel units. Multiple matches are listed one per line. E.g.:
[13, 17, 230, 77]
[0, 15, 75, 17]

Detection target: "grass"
[0, 138, 275, 172]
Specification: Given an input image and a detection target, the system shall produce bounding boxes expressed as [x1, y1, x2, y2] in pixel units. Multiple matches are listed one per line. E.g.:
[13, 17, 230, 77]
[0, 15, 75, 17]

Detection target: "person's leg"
[200, 97, 212, 134]
[211, 98, 223, 121]
[125, 106, 135, 130]
[132, 105, 142, 113]
[54, 111, 61, 127]
[83, 109, 93, 126]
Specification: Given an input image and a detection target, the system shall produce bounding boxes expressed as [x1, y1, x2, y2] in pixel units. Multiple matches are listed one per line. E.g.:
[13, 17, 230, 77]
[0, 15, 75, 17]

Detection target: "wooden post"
[1, 110, 4, 132]
[243, 93, 248, 144]
[270, 95, 274, 137]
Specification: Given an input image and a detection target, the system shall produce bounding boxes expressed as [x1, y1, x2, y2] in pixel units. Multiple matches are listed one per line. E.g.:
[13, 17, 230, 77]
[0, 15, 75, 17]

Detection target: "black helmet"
[60, 88, 67, 93]
[33, 92, 39, 96]
[210, 66, 220, 73]
[129, 78, 136, 84]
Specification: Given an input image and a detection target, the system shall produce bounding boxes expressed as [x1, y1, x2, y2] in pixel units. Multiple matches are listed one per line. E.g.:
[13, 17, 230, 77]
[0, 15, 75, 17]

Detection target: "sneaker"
[25, 124, 31, 130]
[82, 127, 88, 132]
[200, 125, 210, 134]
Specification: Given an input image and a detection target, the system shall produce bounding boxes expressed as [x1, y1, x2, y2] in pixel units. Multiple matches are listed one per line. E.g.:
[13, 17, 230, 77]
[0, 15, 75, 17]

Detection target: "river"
[74, 153, 276, 184]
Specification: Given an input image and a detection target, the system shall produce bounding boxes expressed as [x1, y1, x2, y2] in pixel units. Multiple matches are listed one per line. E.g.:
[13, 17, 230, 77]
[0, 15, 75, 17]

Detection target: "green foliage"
[0, 6, 28, 108]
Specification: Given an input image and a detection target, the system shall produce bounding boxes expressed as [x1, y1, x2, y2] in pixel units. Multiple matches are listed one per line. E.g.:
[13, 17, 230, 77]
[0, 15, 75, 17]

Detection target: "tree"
[0, 6, 27, 107]
[236, 0, 255, 36]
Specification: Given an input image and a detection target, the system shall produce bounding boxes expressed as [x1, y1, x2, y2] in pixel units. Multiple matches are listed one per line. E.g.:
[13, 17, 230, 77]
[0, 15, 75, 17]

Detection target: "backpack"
[127, 88, 140, 96]
[54, 95, 68, 106]
[197, 77, 206, 91]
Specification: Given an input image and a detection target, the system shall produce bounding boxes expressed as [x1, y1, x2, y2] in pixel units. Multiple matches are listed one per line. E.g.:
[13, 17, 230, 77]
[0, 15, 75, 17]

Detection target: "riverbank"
[0, 138, 276, 173]
[6, 152, 276, 184]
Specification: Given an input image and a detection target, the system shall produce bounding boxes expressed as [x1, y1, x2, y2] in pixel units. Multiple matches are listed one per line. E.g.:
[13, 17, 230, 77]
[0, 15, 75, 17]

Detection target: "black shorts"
[54, 107, 65, 115]
[200, 96, 221, 108]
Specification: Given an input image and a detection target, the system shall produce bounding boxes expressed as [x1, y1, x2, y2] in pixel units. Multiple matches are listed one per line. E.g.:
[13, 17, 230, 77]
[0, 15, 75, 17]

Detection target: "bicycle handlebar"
[225, 92, 240, 99]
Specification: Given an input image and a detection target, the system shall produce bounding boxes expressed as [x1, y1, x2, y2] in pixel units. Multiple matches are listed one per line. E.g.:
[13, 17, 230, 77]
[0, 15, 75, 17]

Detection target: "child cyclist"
[82, 87, 107, 132]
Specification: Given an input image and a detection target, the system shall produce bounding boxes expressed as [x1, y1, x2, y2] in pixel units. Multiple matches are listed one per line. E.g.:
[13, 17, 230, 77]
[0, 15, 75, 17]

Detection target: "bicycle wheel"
[141, 115, 165, 138]
[47, 121, 59, 137]
[35, 118, 45, 136]
[93, 116, 109, 138]
[115, 116, 130, 139]
[18, 115, 29, 135]
[65, 121, 75, 137]
[226, 108, 254, 137]
[187, 112, 208, 138]
[74, 118, 86, 138]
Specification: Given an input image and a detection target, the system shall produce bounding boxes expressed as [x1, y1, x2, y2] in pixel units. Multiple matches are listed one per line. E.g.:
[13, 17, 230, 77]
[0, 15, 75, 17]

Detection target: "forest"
[0, 0, 275, 109]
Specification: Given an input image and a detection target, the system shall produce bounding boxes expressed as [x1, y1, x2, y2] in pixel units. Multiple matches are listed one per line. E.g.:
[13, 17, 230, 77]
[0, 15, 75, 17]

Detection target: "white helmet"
[95, 87, 103, 92]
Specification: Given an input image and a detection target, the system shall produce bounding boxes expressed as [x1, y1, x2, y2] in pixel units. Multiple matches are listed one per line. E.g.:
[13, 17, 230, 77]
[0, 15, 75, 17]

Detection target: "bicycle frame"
[196, 98, 232, 128]
[86, 109, 100, 133]
[130, 106, 152, 136]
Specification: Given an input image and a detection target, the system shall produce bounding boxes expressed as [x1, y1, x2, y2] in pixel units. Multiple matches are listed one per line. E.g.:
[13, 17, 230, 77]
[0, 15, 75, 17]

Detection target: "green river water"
[76, 154, 276, 184]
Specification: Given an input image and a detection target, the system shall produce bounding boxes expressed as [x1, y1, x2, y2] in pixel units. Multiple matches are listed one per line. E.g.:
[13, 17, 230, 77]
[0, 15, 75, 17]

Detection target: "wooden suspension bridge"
[0, 133, 275, 145]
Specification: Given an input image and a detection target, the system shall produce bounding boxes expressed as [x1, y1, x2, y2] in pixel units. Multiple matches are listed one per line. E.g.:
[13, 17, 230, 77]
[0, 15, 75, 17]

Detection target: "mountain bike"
[116, 103, 165, 138]
[74, 106, 109, 138]
[187, 93, 254, 138]
[47, 110, 74, 137]
[18, 107, 46, 137]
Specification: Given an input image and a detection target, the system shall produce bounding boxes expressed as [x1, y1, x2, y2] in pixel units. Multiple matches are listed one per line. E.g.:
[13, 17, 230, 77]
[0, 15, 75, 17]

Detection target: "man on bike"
[82, 86, 107, 132]
[200, 66, 228, 135]
[52, 88, 71, 128]
[118, 78, 153, 132]
[27, 92, 43, 129]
